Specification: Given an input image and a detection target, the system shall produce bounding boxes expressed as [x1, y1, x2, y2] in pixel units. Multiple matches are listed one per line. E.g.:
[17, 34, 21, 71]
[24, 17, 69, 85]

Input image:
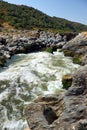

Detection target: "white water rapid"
[0, 50, 79, 130]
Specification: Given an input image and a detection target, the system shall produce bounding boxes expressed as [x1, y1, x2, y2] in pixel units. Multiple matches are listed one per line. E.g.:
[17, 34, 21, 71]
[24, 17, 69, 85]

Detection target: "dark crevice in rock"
[43, 105, 58, 125]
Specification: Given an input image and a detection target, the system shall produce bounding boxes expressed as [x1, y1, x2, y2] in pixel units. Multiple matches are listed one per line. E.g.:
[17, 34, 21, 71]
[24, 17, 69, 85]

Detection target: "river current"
[0, 50, 79, 130]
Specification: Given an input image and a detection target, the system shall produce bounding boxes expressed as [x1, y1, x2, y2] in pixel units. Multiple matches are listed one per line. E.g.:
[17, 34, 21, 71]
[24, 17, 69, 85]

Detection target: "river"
[0, 50, 79, 130]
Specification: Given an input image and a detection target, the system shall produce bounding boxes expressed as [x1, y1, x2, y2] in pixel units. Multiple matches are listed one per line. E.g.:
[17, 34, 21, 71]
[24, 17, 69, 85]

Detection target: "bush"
[45, 47, 53, 53]
[73, 55, 82, 64]
[62, 74, 72, 90]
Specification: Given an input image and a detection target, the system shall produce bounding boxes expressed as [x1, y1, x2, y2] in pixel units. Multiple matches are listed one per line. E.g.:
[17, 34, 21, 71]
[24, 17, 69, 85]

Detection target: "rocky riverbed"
[24, 31, 87, 130]
[0, 30, 87, 130]
[25, 65, 87, 130]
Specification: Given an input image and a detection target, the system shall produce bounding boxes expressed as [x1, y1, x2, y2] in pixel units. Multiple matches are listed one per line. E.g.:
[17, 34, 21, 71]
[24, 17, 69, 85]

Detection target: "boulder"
[62, 32, 87, 64]
[25, 94, 65, 130]
[63, 32, 87, 54]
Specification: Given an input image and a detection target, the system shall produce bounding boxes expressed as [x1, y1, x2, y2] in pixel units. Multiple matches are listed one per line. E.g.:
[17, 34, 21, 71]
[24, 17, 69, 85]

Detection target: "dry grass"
[2, 22, 13, 29]
[82, 32, 87, 37]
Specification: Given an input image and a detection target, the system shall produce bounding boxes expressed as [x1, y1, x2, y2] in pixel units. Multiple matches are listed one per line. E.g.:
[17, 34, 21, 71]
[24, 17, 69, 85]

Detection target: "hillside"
[0, 1, 87, 32]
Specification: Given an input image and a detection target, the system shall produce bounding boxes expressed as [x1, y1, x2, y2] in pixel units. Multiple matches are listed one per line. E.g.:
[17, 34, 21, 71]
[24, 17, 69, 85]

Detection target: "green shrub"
[62, 75, 72, 90]
[45, 47, 53, 53]
[73, 56, 82, 64]
[0, 1, 87, 32]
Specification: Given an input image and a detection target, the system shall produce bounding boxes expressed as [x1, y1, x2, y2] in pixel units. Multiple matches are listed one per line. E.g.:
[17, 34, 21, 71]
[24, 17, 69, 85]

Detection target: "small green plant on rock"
[73, 55, 82, 64]
[45, 47, 53, 53]
[62, 74, 72, 90]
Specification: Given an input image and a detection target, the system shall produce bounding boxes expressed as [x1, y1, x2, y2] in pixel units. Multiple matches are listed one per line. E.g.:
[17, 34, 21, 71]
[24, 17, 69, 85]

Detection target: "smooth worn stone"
[25, 103, 53, 130]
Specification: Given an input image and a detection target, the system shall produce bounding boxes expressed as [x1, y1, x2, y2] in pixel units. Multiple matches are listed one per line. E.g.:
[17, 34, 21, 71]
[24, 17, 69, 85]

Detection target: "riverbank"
[0, 29, 77, 66]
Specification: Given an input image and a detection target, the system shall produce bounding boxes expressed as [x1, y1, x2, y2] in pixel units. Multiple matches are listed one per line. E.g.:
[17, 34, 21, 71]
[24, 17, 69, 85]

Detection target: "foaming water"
[0, 50, 79, 130]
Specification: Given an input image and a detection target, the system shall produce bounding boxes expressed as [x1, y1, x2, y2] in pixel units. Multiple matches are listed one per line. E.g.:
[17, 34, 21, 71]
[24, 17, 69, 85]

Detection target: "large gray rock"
[63, 32, 87, 55]
[25, 65, 87, 130]
[7, 31, 66, 55]
[0, 31, 78, 66]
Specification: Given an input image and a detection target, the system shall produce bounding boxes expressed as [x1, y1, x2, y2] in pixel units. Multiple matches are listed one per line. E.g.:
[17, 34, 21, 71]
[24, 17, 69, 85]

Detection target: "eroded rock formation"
[25, 65, 87, 130]
[62, 32, 87, 64]
[0, 30, 76, 66]
[0, 31, 60, 66]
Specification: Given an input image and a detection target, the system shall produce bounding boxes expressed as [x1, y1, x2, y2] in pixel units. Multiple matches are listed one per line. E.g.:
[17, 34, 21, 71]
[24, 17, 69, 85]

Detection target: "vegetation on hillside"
[0, 1, 87, 32]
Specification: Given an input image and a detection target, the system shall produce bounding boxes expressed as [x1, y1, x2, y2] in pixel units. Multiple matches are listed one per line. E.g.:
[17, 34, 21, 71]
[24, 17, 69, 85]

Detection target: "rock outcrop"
[0, 32, 58, 66]
[25, 65, 87, 130]
[63, 32, 87, 55]
[0, 30, 76, 66]
[62, 32, 87, 64]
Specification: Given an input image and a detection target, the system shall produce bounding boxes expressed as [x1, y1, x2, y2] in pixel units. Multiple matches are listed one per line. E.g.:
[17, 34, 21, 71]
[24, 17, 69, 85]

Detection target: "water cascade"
[0, 50, 79, 130]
